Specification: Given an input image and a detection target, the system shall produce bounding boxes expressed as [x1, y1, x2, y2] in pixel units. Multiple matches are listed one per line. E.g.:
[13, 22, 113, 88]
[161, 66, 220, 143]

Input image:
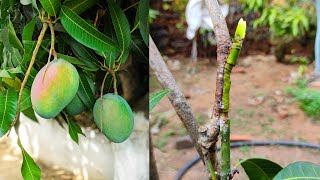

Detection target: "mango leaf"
[18, 139, 41, 180]
[0, 0, 10, 19]
[0, 88, 18, 137]
[2, 77, 21, 90]
[149, 89, 172, 111]
[64, 36, 100, 69]
[7, 67, 23, 74]
[31, 0, 39, 12]
[20, 0, 32, 5]
[0, 69, 11, 78]
[119, 48, 130, 64]
[22, 107, 38, 123]
[138, 0, 149, 45]
[22, 17, 37, 42]
[64, 0, 97, 15]
[11, 47, 37, 86]
[130, 35, 148, 61]
[78, 72, 95, 109]
[274, 162, 320, 180]
[57, 53, 86, 66]
[67, 118, 85, 144]
[240, 158, 283, 180]
[107, 0, 131, 52]
[60, 6, 119, 54]
[21, 88, 32, 112]
[8, 20, 24, 50]
[0, 41, 4, 63]
[39, 0, 61, 17]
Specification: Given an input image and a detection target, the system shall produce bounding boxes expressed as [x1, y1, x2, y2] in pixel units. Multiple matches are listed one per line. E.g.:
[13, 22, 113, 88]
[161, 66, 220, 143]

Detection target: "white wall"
[9, 112, 149, 180]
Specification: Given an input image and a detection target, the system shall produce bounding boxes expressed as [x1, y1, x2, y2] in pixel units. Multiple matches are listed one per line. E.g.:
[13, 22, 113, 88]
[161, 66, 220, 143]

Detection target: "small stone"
[233, 67, 246, 73]
[175, 136, 194, 150]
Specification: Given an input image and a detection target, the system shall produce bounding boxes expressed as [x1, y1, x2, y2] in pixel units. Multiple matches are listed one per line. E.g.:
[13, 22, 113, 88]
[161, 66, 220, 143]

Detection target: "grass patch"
[154, 129, 176, 150]
[287, 87, 320, 119]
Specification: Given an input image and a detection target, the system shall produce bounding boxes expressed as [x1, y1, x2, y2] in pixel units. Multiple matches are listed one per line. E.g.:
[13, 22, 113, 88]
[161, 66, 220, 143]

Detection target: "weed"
[287, 87, 320, 119]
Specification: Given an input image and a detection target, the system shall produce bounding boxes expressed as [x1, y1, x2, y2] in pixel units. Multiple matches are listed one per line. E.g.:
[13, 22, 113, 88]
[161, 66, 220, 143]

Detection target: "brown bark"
[149, 37, 204, 162]
[201, 0, 232, 177]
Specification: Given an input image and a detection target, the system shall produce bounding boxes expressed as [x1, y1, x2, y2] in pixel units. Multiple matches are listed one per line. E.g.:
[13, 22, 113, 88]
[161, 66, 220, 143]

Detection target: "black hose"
[175, 141, 320, 180]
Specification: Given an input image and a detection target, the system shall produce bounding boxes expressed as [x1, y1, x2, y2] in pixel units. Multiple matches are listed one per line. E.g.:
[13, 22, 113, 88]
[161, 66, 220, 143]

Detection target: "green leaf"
[8, 20, 24, 51]
[240, 158, 283, 180]
[57, 53, 86, 66]
[39, 0, 61, 17]
[149, 89, 171, 111]
[130, 35, 148, 61]
[0, 88, 18, 137]
[18, 139, 41, 180]
[138, 0, 149, 45]
[7, 67, 23, 74]
[119, 48, 130, 64]
[21, 88, 32, 112]
[23, 17, 37, 42]
[20, 0, 32, 5]
[103, 51, 118, 68]
[107, 0, 131, 52]
[274, 162, 320, 180]
[0, 0, 10, 19]
[22, 107, 38, 123]
[64, 0, 98, 15]
[64, 36, 100, 69]
[60, 6, 119, 53]
[67, 118, 85, 144]
[78, 72, 96, 109]
[0, 69, 11, 78]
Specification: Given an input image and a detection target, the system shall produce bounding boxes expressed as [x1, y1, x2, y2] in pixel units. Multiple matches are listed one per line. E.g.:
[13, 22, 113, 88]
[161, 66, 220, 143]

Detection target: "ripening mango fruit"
[93, 94, 134, 143]
[65, 75, 95, 116]
[31, 58, 79, 119]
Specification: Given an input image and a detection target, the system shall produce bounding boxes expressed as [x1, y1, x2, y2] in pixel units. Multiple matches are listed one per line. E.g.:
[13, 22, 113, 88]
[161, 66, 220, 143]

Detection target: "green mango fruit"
[93, 93, 134, 143]
[65, 75, 95, 116]
[31, 58, 79, 119]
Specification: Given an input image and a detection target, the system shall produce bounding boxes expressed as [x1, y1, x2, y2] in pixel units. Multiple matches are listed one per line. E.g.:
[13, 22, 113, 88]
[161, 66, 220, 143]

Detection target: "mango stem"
[8, 23, 48, 136]
[43, 20, 57, 82]
[100, 72, 110, 132]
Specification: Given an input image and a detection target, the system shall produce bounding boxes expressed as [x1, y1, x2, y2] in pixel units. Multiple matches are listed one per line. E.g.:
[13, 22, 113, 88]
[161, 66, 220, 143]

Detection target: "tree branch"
[198, 0, 232, 178]
[149, 36, 204, 162]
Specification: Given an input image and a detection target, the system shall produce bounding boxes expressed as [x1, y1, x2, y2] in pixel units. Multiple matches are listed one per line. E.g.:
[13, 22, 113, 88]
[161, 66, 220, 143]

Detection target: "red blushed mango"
[31, 58, 79, 119]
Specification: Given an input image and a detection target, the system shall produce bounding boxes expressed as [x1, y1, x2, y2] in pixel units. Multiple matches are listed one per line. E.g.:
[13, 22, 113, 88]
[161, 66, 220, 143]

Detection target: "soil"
[150, 55, 320, 180]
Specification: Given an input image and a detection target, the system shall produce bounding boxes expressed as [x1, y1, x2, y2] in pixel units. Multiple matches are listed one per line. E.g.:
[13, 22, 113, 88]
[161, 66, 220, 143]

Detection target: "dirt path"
[150, 55, 320, 180]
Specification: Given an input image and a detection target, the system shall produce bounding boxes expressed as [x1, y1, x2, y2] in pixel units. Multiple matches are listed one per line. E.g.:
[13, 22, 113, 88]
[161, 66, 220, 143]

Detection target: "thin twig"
[43, 21, 56, 81]
[100, 71, 110, 132]
[8, 23, 48, 135]
[111, 71, 118, 95]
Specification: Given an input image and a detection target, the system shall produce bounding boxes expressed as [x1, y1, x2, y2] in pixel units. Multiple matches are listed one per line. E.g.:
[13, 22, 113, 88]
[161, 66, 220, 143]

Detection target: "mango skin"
[31, 58, 79, 119]
[93, 94, 134, 143]
[65, 76, 95, 116]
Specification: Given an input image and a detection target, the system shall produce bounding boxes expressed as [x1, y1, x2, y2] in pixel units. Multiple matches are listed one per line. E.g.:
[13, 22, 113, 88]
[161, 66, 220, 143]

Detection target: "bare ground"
[150, 54, 320, 180]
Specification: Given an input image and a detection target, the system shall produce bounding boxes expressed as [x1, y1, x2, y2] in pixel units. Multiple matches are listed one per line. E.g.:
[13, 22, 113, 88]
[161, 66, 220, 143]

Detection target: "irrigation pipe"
[175, 141, 320, 180]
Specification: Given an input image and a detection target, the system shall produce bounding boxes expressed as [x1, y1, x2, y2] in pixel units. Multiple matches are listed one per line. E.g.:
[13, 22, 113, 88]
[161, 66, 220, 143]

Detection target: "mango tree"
[0, 0, 148, 179]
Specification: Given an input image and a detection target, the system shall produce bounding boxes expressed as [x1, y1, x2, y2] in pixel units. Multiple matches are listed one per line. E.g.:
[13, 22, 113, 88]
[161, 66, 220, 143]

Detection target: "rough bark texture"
[202, 0, 232, 178]
[149, 37, 204, 161]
